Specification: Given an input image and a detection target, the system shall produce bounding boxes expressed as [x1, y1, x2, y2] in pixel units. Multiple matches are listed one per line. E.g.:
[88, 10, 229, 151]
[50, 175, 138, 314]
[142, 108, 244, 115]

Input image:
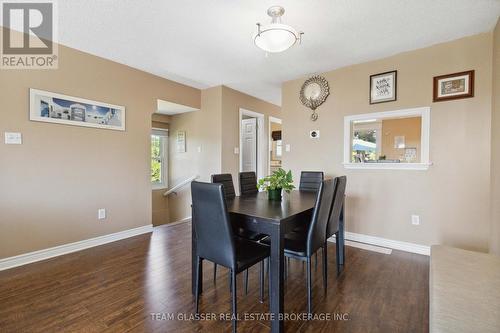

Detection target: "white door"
[241, 118, 257, 172]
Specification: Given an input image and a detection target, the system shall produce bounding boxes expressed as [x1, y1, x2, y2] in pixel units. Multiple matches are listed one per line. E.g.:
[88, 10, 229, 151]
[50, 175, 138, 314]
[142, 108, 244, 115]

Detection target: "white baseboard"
[329, 231, 430, 256]
[0, 224, 153, 271]
[165, 216, 191, 227]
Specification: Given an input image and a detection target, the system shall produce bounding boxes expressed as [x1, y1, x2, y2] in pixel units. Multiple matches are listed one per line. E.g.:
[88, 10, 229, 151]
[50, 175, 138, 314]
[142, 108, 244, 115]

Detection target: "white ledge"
[343, 162, 432, 170]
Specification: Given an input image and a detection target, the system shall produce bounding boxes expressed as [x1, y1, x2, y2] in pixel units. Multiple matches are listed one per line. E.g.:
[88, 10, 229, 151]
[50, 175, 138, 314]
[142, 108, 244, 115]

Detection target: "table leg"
[191, 210, 202, 295]
[269, 226, 284, 333]
[339, 197, 346, 266]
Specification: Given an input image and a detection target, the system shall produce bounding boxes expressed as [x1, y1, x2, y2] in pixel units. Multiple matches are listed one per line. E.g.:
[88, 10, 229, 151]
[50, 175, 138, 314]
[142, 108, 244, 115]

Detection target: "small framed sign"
[433, 70, 474, 102]
[370, 70, 397, 104]
[176, 131, 186, 153]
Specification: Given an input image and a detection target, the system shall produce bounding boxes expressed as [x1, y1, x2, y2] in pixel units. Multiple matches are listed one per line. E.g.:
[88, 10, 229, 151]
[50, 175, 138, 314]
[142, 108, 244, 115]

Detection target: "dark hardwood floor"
[0, 222, 429, 333]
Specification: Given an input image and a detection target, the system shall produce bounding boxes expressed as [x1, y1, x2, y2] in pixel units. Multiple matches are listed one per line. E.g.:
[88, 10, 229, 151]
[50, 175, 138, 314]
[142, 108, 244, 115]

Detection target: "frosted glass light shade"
[254, 24, 298, 53]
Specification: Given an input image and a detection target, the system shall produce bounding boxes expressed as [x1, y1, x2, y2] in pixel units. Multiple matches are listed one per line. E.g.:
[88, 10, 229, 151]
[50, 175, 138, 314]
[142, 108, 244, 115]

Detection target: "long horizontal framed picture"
[29, 89, 126, 131]
[433, 70, 474, 102]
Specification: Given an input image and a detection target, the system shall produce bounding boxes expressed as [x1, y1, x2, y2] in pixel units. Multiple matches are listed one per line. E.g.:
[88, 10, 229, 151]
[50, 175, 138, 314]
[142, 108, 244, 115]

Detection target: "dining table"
[191, 190, 345, 333]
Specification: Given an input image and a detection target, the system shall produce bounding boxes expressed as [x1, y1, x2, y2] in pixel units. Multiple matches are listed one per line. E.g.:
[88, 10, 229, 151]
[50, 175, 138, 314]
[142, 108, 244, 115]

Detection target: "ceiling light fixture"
[253, 6, 303, 53]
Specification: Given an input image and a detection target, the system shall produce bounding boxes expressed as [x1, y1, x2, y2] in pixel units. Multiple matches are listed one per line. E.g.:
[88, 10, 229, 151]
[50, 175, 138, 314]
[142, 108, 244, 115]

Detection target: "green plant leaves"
[256, 168, 296, 193]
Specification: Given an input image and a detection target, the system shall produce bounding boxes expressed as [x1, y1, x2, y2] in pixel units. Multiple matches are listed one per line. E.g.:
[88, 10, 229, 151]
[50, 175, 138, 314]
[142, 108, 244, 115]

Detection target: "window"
[344, 107, 431, 170]
[151, 129, 168, 188]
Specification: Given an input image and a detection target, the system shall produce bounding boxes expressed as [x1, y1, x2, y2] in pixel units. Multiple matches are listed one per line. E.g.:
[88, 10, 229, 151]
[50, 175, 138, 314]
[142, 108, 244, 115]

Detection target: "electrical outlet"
[98, 208, 106, 220]
[411, 215, 420, 225]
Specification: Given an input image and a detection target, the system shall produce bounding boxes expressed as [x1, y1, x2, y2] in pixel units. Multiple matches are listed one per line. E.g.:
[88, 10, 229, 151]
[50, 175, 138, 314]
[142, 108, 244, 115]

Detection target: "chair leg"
[322, 242, 328, 293]
[213, 263, 217, 284]
[244, 269, 249, 295]
[195, 256, 202, 313]
[284, 258, 287, 279]
[259, 260, 264, 303]
[335, 231, 341, 275]
[306, 257, 312, 317]
[315, 252, 318, 270]
[231, 269, 237, 333]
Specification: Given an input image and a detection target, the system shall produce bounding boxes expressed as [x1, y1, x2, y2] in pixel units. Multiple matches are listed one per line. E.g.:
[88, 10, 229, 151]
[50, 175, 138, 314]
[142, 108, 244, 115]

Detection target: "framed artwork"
[176, 131, 186, 153]
[433, 70, 474, 102]
[29, 89, 125, 131]
[370, 70, 397, 104]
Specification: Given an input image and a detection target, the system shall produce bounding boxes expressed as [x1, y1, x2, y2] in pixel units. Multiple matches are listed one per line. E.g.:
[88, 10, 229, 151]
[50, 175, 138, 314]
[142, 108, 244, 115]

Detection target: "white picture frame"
[29, 88, 125, 131]
[176, 131, 186, 153]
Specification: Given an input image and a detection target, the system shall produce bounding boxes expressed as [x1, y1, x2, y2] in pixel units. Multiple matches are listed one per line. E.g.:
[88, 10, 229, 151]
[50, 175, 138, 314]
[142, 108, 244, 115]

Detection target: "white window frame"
[343, 107, 432, 170]
[151, 128, 168, 189]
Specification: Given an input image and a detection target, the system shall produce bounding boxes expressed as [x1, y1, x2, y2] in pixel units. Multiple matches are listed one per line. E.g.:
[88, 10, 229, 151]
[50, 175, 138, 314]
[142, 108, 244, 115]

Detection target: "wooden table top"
[226, 190, 317, 223]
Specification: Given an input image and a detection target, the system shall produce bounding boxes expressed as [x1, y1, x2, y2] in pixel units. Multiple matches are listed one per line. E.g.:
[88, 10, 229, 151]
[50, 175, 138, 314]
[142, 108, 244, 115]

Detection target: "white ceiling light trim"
[253, 6, 303, 53]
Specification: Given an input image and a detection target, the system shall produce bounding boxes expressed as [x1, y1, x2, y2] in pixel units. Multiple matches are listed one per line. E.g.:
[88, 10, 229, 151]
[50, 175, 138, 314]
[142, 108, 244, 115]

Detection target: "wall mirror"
[343, 107, 431, 170]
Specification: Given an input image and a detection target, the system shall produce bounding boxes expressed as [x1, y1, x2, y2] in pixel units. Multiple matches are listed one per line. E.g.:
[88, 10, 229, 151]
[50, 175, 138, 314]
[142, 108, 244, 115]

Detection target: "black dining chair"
[287, 178, 334, 315]
[299, 171, 324, 192]
[297, 171, 325, 267]
[192, 181, 269, 333]
[239, 171, 258, 196]
[325, 176, 347, 280]
[262, 178, 334, 315]
[211, 173, 236, 199]
[211, 173, 267, 294]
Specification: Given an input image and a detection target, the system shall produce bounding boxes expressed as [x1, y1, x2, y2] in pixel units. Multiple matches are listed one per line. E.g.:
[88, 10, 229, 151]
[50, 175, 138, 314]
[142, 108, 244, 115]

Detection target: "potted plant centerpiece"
[257, 168, 295, 201]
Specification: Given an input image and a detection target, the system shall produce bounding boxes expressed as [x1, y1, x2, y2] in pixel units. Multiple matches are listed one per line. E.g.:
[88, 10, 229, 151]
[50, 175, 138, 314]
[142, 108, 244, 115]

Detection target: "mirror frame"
[343, 107, 432, 170]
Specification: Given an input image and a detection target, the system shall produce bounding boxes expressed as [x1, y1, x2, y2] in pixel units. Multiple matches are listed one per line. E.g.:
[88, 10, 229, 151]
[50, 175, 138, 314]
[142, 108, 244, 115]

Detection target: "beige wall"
[152, 189, 169, 226]
[271, 122, 282, 133]
[282, 33, 493, 252]
[167, 87, 223, 222]
[221, 86, 281, 194]
[381, 117, 421, 161]
[167, 85, 280, 221]
[491, 20, 500, 255]
[0, 29, 200, 258]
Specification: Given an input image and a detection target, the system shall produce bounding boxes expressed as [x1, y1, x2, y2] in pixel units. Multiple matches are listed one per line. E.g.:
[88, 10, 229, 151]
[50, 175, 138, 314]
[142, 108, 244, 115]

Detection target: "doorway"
[268, 117, 282, 175]
[239, 108, 265, 180]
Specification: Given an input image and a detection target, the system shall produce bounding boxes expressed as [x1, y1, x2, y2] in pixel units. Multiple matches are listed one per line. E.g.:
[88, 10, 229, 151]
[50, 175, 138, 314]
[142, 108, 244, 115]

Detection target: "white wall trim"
[329, 231, 430, 256]
[343, 162, 432, 170]
[343, 106, 431, 170]
[239, 108, 265, 182]
[268, 116, 282, 175]
[0, 225, 153, 271]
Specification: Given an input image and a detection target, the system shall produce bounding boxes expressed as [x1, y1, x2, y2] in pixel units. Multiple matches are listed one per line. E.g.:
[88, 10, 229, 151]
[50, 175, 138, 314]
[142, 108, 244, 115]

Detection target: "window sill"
[343, 162, 432, 170]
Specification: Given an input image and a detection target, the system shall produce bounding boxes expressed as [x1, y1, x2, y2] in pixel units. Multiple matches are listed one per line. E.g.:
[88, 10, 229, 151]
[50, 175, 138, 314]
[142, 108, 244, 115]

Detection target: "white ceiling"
[56, 0, 500, 106]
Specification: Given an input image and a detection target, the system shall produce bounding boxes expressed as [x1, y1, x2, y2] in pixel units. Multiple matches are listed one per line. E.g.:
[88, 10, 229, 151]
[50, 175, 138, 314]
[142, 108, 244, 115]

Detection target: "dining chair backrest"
[239, 171, 258, 196]
[191, 181, 236, 269]
[327, 176, 347, 238]
[307, 179, 335, 257]
[299, 171, 324, 192]
[211, 173, 236, 199]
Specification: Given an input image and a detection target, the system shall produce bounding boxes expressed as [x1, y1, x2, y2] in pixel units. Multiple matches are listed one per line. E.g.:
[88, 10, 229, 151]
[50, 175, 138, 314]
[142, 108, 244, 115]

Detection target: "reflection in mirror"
[351, 116, 422, 163]
[304, 82, 322, 100]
